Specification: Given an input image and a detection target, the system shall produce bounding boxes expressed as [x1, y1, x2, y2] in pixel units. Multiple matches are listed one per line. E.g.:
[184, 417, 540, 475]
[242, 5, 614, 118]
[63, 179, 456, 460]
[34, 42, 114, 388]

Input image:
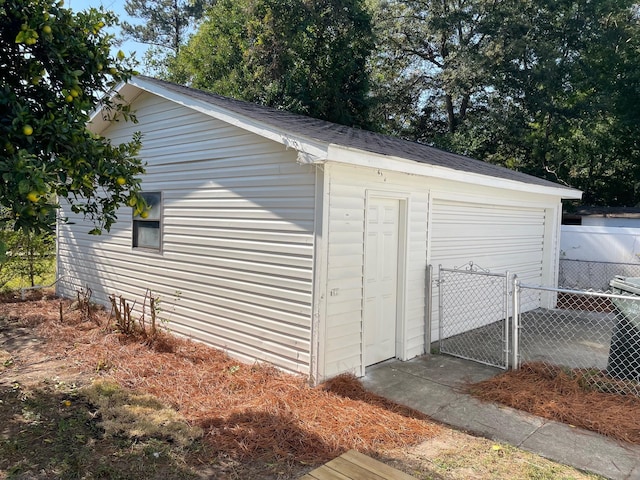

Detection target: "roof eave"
[90, 78, 582, 201]
[87, 82, 144, 134]
[327, 144, 583, 200]
[125, 77, 330, 162]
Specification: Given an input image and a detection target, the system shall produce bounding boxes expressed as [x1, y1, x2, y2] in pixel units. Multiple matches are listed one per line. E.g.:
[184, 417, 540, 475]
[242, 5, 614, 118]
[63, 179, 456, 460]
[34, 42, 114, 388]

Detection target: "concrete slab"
[390, 354, 502, 387]
[434, 395, 545, 447]
[363, 354, 640, 480]
[522, 421, 640, 480]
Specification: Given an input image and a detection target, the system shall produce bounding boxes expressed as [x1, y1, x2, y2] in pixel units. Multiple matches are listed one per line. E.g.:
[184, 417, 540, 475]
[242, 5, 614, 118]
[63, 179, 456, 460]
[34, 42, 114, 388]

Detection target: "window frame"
[132, 191, 163, 253]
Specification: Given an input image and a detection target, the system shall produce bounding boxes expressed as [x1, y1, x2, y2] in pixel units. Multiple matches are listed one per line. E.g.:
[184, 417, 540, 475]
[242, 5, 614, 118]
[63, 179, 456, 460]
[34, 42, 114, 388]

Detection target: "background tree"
[372, 0, 640, 206]
[370, 0, 500, 139]
[482, 0, 640, 205]
[0, 216, 55, 289]
[1, 0, 144, 236]
[121, 0, 213, 74]
[168, 0, 375, 127]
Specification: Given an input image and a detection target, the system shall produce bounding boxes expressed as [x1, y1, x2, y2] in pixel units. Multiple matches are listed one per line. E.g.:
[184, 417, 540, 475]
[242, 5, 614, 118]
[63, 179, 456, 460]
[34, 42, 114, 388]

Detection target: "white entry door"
[364, 197, 400, 366]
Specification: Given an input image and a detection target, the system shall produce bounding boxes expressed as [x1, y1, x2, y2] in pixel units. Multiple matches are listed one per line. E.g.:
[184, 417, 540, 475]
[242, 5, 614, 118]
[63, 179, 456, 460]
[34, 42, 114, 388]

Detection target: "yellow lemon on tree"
[42, 25, 52, 34]
[140, 210, 149, 219]
[116, 176, 126, 186]
[128, 196, 137, 207]
[26, 191, 40, 203]
[70, 88, 80, 98]
[22, 125, 33, 136]
[65, 94, 74, 102]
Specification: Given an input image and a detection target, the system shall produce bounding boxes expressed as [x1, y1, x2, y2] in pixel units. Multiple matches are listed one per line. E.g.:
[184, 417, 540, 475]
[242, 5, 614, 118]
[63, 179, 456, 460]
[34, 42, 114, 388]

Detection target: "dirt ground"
[0, 294, 602, 479]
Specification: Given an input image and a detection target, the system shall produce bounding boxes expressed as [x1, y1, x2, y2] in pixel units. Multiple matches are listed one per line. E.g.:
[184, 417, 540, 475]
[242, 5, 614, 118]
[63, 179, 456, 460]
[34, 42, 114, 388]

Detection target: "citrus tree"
[0, 0, 144, 236]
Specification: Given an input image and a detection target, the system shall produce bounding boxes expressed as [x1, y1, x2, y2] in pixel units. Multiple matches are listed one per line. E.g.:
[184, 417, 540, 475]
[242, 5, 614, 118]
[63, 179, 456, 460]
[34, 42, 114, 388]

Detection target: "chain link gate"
[436, 263, 512, 369]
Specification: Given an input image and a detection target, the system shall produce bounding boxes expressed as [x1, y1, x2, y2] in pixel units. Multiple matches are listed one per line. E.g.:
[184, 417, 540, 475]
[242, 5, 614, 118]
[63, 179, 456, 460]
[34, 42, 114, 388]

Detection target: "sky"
[64, 0, 150, 61]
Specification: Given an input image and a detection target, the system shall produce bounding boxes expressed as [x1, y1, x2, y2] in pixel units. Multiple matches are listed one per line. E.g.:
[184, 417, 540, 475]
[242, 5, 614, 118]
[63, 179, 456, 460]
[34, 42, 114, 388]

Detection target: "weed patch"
[0, 379, 204, 479]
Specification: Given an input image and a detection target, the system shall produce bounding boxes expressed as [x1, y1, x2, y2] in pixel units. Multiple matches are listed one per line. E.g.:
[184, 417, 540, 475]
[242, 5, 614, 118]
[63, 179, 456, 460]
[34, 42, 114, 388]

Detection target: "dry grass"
[0, 295, 440, 466]
[470, 362, 640, 444]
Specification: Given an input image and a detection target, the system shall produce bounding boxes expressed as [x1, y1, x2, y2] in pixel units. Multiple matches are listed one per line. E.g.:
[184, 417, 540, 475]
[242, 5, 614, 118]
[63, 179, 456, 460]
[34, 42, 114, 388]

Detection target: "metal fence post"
[504, 270, 510, 369]
[512, 275, 520, 370]
[437, 264, 443, 354]
[425, 264, 432, 355]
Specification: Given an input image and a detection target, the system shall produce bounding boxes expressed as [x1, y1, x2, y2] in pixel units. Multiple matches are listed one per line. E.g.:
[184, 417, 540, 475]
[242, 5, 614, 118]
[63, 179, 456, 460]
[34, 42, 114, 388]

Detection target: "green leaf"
[15, 30, 27, 43]
[18, 179, 30, 195]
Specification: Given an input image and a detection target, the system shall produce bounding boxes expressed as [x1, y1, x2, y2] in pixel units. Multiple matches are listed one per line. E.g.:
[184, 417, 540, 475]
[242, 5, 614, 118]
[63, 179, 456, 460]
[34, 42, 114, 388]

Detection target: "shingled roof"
[133, 76, 579, 194]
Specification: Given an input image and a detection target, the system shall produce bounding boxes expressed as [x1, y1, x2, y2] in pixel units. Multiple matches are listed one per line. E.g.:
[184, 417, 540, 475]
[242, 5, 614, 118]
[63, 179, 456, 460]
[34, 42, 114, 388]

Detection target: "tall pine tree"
[121, 0, 213, 74]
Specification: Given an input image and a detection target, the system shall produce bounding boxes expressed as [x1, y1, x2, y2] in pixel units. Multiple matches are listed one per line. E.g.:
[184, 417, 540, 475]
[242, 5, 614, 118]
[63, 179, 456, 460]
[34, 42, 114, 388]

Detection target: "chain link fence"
[516, 282, 640, 396]
[437, 265, 511, 369]
[434, 259, 640, 396]
[559, 258, 640, 291]
[436, 260, 640, 396]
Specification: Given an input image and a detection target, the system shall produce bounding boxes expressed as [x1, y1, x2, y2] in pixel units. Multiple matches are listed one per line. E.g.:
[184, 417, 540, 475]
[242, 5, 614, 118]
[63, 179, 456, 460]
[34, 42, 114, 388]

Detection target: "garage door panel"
[432, 222, 544, 238]
[431, 201, 545, 270]
[430, 199, 547, 343]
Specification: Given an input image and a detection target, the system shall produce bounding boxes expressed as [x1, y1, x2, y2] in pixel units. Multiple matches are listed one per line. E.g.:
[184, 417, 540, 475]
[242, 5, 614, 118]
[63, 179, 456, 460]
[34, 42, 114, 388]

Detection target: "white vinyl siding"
[321, 163, 429, 379]
[58, 80, 573, 383]
[319, 165, 563, 380]
[57, 92, 316, 374]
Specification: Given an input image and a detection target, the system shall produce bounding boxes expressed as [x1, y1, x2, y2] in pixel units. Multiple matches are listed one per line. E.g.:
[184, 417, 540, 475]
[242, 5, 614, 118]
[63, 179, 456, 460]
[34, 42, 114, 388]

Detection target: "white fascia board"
[126, 77, 329, 162]
[327, 144, 583, 200]
[87, 82, 144, 135]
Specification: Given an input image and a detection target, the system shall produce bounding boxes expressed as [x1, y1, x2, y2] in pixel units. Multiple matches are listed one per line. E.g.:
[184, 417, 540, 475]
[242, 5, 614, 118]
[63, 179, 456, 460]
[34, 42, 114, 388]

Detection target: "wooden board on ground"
[301, 450, 416, 480]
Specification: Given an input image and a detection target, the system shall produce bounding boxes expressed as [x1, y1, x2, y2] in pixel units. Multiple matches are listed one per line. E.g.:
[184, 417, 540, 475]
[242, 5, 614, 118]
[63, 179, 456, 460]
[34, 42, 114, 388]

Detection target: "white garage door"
[430, 199, 546, 281]
[430, 199, 547, 342]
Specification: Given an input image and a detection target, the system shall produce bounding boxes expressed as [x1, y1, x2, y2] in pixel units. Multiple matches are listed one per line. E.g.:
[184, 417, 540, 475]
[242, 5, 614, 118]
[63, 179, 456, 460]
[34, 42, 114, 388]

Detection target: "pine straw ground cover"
[0, 295, 440, 470]
[469, 362, 640, 444]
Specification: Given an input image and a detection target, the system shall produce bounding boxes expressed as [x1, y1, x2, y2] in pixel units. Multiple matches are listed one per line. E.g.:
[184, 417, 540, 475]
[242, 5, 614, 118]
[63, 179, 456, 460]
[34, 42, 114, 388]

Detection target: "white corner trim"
[327, 144, 583, 200]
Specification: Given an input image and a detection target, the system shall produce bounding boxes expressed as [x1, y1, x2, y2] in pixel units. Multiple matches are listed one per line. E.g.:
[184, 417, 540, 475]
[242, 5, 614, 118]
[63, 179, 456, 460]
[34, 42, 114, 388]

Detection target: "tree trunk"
[445, 94, 455, 133]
